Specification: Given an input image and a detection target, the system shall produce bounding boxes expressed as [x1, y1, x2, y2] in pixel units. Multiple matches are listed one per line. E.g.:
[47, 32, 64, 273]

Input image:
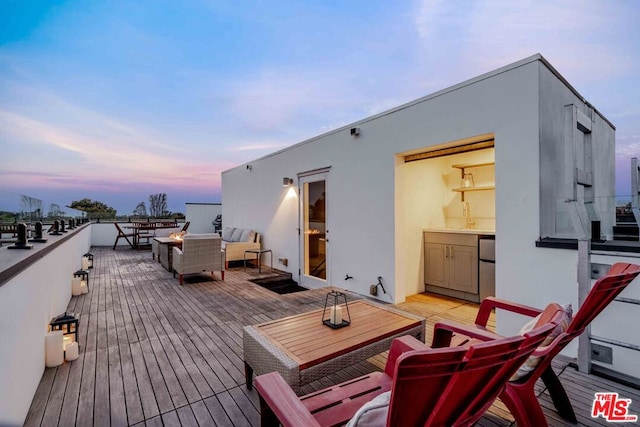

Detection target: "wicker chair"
[172, 234, 225, 285]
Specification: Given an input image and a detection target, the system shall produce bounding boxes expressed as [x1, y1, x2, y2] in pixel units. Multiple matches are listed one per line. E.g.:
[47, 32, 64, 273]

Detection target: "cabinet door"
[449, 244, 478, 293]
[424, 242, 448, 288]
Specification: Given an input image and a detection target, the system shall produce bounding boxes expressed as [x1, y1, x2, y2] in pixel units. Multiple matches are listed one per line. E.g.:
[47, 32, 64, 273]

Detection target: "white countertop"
[424, 228, 495, 235]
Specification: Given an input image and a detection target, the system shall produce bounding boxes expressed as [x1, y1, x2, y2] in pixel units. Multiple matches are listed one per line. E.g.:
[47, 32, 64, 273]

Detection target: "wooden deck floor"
[25, 247, 640, 426]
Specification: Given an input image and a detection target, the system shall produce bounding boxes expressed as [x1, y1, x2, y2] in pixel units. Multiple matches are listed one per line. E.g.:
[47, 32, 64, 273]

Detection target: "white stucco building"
[222, 54, 640, 382]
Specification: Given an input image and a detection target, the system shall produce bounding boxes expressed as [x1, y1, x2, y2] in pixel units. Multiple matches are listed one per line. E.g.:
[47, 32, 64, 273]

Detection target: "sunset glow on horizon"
[1, 1, 639, 214]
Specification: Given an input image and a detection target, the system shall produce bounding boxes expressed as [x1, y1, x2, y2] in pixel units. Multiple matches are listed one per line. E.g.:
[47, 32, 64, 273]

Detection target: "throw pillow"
[239, 228, 253, 242]
[230, 228, 244, 242]
[222, 227, 235, 241]
[509, 304, 572, 381]
[346, 391, 390, 427]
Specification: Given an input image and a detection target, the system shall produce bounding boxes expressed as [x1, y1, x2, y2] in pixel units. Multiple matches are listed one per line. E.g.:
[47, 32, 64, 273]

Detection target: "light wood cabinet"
[424, 232, 478, 294]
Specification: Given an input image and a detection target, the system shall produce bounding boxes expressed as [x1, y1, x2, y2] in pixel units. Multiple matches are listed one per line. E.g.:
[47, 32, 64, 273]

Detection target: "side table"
[244, 249, 273, 273]
[153, 237, 183, 272]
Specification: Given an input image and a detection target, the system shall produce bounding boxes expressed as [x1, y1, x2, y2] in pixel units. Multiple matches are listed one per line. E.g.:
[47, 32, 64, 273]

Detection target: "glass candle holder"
[461, 173, 475, 188]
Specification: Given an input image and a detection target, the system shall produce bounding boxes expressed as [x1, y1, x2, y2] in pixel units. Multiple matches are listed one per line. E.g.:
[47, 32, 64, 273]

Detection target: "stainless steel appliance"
[479, 237, 495, 300]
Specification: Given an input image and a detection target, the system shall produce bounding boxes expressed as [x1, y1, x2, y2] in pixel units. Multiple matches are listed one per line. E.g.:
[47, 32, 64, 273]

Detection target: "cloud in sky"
[1, 0, 639, 213]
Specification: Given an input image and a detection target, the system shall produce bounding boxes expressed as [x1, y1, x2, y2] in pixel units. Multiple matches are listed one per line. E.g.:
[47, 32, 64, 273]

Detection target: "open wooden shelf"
[452, 162, 495, 200]
[452, 186, 495, 193]
[452, 162, 495, 170]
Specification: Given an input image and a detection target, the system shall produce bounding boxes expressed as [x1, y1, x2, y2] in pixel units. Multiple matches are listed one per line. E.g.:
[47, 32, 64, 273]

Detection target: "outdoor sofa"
[221, 227, 261, 267]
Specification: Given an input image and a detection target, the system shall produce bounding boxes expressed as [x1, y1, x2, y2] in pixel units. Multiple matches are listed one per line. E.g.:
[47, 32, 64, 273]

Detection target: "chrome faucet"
[463, 201, 475, 229]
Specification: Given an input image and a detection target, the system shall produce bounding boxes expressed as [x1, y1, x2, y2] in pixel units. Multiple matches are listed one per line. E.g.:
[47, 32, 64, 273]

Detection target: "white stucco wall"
[90, 221, 121, 246]
[496, 62, 616, 338]
[0, 226, 91, 426]
[223, 56, 545, 304]
[589, 252, 640, 378]
[185, 203, 221, 234]
[221, 55, 619, 363]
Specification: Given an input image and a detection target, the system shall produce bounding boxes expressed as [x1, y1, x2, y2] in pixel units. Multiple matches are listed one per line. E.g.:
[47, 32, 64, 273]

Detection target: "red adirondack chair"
[254, 306, 562, 427]
[432, 262, 640, 427]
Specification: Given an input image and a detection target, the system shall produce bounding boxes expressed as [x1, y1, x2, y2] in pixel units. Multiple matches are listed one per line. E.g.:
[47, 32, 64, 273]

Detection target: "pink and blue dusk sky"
[1, 0, 639, 214]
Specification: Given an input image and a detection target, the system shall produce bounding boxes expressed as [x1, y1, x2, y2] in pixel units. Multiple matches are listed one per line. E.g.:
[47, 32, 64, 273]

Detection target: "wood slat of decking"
[23, 246, 640, 427]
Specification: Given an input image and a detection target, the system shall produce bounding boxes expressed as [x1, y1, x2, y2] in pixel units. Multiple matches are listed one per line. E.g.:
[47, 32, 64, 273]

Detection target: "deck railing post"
[576, 239, 592, 373]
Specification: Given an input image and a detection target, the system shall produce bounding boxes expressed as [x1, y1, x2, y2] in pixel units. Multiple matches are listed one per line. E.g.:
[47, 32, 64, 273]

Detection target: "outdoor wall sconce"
[322, 290, 351, 329]
[29, 221, 48, 243]
[246, 164, 253, 171]
[283, 177, 294, 187]
[350, 127, 360, 136]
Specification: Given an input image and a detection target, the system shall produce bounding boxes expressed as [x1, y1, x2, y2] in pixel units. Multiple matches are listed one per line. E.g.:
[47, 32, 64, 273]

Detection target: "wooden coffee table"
[243, 300, 424, 393]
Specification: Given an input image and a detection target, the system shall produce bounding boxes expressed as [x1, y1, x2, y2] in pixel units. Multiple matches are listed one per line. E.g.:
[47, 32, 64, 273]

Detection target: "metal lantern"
[322, 290, 351, 329]
[49, 312, 79, 342]
[74, 269, 89, 288]
[83, 252, 94, 269]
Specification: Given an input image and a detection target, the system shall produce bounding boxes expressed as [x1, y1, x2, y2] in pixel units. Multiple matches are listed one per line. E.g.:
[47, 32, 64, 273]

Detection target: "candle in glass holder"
[45, 331, 64, 367]
[80, 280, 88, 294]
[81, 256, 90, 270]
[71, 277, 82, 296]
[330, 305, 342, 325]
[65, 342, 79, 361]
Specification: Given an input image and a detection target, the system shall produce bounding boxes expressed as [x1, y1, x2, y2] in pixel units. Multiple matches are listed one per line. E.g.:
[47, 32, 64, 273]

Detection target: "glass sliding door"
[300, 173, 328, 287]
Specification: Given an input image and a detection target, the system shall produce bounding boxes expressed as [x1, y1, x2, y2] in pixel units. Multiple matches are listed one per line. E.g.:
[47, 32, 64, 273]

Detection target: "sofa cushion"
[230, 228, 244, 242]
[222, 227, 235, 241]
[240, 228, 256, 243]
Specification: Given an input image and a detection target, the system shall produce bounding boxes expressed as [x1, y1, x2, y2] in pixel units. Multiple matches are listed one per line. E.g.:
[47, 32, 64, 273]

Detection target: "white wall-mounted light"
[283, 177, 294, 187]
